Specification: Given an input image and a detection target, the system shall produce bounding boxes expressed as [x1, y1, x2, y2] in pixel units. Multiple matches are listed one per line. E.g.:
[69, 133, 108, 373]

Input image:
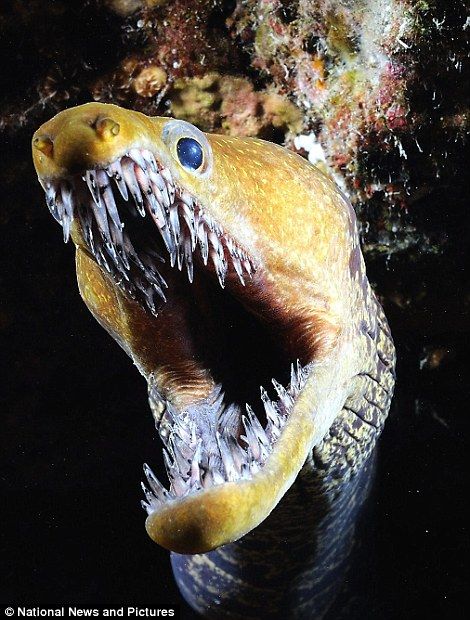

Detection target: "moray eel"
[32, 102, 395, 616]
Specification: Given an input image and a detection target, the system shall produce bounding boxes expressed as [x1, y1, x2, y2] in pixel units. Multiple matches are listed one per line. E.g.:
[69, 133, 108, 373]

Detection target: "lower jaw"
[145, 371, 319, 554]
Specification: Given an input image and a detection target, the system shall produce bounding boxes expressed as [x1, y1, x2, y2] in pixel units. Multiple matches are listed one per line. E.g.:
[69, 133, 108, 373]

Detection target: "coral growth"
[229, 0, 469, 254]
[170, 73, 302, 137]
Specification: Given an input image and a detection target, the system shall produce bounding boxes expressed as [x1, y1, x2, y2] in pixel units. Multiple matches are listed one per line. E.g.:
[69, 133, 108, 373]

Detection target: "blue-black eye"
[176, 137, 203, 171]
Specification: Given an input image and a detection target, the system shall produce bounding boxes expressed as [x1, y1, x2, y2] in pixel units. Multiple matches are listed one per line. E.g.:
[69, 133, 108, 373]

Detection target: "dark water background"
[0, 177, 468, 618]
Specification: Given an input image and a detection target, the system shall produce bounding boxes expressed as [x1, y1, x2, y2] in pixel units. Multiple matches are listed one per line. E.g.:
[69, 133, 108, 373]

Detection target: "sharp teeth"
[197, 223, 209, 265]
[143, 369, 299, 502]
[189, 441, 203, 487]
[141, 483, 161, 512]
[243, 259, 253, 276]
[245, 404, 269, 448]
[142, 149, 158, 172]
[150, 181, 169, 214]
[290, 363, 297, 393]
[60, 184, 74, 243]
[122, 159, 145, 216]
[226, 436, 247, 473]
[143, 463, 171, 502]
[134, 163, 152, 197]
[84, 170, 102, 208]
[181, 202, 197, 250]
[148, 169, 166, 191]
[110, 163, 129, 201]
[100, 181, 122, 231]
[89, 194, 111, 245]
[44, 151, 260, 343]
[208, 231, 223, 257]
[96, 248, 112, 273]
[217, 403, 241, 437]
[62, 214, 71, 243]
[44, 184, 59, 218]
[169, 246, 177, 268]
[146, 196, 175, 256]
[272, 378, 292, 410]
[150, 176, 171, 212]
[168, 435, 191, 475]
[261, 387, 280, 428]
[107, 160, 123, 179]
[296, 360, 305, 389]
[128, 148, 147, 171]
[163, 450, 181, 484]
[105, 214, 125, 267]
[216, 432, 238, 482]
[204, 213, 215, 232]
[242, 415, 261, 461]
[61, 183, 73, 218]
[149, 280, 166, 305]
[147, 190, 164, 225]
[122, 232, 147, 273]
[77, 202, 95, 254]
[180, 191, 193, 209]
[208, 232, 227, 286]
[232, 257, 245, 286]
[211, 249, 227, 288]
[160, 167, 175, 202]
[169, 205, 181, 244]
[184, 236, 194, 283]
[96, 172, 125, 251]
[177, 239, 184, 271]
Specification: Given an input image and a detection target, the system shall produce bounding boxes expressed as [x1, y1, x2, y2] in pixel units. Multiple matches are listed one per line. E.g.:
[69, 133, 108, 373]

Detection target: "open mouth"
[33, 103, 395, 555]
[40, 146, 312, 521]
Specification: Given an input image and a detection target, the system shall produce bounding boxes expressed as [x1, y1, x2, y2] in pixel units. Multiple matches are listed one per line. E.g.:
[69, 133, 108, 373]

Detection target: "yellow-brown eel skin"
[32, 102, 395, 618]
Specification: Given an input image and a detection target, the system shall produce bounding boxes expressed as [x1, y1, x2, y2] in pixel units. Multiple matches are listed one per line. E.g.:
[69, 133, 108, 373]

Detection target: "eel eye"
[176, 138, 203, 171]
[162, 119, 213, 177]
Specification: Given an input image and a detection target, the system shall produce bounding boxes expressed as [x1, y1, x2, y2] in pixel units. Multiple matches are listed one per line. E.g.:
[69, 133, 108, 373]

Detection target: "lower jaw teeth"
[141, 362, 308, 513]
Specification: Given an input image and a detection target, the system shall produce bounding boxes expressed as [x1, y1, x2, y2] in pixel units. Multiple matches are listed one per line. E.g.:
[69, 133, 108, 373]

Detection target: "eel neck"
[171, 442, 378, 619]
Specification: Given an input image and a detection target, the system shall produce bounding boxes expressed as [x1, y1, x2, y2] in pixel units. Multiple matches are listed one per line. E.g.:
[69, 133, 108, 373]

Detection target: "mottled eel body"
[32, 103, 395, 617]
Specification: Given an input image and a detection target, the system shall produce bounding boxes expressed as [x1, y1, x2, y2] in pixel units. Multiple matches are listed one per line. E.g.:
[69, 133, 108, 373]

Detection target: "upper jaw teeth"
[142, 361, 309, 513]
[42, 148, 256, 315]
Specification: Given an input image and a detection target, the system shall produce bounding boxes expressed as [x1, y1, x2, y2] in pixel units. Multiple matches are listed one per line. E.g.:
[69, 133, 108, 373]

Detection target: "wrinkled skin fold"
[32, 103, 395, 557]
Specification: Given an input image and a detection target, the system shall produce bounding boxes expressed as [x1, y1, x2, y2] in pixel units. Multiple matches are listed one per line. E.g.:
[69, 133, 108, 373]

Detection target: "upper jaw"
[40, 146, 258, 315]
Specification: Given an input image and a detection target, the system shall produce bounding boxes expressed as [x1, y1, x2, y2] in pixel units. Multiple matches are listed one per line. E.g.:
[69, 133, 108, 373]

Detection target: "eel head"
[32, 102, 369, 553]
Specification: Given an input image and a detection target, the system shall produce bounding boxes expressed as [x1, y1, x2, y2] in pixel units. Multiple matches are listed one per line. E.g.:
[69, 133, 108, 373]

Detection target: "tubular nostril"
[94, 116, 120, 140]
[33, 135, 54, 157]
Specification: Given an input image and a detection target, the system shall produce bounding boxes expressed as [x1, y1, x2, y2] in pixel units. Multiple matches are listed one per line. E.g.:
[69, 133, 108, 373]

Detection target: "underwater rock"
[170, 72, 303, 138]
[229, 0, 469, 253]
[132, 65, 168, 97]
